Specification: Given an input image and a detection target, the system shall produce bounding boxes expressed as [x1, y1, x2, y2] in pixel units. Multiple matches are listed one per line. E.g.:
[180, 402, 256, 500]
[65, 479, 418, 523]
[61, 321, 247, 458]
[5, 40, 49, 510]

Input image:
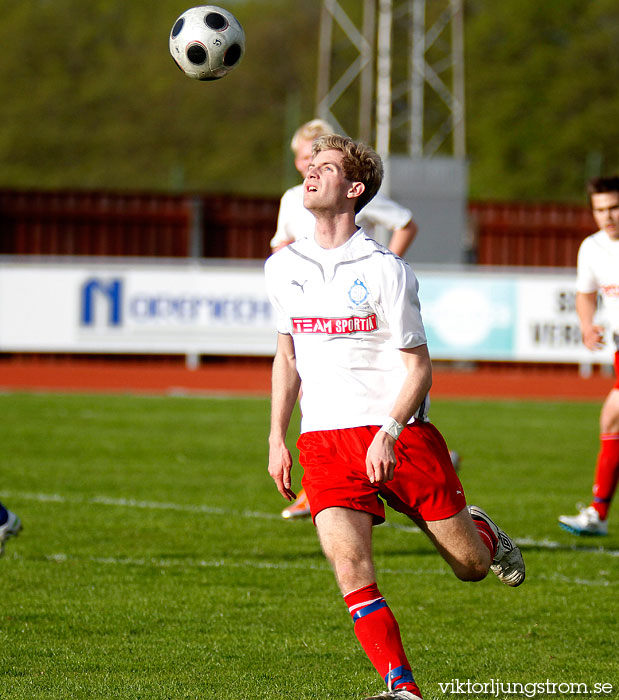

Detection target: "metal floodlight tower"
[316, 0, 468, 265]
[316, 0, 466, 162]
[315, 0, 376, 143]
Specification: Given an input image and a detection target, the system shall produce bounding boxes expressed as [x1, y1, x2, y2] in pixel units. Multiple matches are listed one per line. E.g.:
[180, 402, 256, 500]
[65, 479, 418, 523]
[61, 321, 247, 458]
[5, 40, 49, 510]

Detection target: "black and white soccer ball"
[169, 5, 245, 81]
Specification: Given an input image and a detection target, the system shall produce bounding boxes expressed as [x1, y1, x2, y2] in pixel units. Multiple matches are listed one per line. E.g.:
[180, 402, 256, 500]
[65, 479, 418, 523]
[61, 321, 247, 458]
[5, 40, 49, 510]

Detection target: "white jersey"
[270, 184, 412, 249]
[577, 229, 619, 349]
[264, 229, 428, 433]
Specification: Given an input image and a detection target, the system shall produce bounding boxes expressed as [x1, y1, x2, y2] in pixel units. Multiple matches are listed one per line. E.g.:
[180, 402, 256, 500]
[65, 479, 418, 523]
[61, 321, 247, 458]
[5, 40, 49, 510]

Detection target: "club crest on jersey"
[348, 279, 369, 306]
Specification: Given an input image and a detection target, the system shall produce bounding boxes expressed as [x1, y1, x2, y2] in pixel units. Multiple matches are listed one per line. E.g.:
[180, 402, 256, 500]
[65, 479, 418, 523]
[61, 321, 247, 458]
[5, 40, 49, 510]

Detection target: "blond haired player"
[271, 119, 418, 256]
[559, 175, 619, 536]
[265, 135, 524, 700]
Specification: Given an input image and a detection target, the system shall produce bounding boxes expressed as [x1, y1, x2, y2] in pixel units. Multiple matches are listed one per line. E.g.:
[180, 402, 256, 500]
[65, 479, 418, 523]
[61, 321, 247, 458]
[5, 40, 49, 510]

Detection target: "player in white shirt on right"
[559, 175, 619, 536]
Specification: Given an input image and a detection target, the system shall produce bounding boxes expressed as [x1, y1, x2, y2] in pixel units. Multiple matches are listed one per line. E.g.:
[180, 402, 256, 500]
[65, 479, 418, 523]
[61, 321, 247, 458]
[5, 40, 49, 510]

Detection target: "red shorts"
[297, 422, 466, 525]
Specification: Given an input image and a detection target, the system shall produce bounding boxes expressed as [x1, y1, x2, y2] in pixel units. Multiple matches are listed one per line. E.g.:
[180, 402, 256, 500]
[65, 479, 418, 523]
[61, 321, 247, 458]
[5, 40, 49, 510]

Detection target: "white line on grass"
[0, 489, 281, 520]
[25, 552, 615, 587]
[3, 490, 619, 563]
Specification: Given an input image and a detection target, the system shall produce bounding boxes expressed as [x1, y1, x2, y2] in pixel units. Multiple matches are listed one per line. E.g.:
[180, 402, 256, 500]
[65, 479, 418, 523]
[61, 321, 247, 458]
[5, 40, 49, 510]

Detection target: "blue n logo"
[80, 278, 123, 326]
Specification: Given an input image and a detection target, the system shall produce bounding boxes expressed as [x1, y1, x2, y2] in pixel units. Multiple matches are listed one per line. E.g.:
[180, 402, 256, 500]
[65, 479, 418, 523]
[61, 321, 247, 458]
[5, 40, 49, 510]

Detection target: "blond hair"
[312, 134, 383, 213]
[290, 119, 336, 154]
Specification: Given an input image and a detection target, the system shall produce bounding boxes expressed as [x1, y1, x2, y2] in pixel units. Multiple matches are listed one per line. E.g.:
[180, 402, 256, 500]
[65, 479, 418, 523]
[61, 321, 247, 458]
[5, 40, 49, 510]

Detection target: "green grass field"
[1, 392, 617, 700]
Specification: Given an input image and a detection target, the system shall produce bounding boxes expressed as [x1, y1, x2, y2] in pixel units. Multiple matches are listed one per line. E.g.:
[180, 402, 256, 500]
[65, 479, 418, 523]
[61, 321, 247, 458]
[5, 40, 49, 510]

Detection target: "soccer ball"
[169, 5, 245, 81]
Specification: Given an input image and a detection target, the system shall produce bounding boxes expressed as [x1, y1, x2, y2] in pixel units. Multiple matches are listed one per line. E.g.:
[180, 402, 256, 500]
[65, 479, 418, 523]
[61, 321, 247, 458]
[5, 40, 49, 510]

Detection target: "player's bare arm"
[268, 333, 301, 501]
[387, 219, 418, 257]
[576, 291, 605, 350]
[365, 344, 433, 484]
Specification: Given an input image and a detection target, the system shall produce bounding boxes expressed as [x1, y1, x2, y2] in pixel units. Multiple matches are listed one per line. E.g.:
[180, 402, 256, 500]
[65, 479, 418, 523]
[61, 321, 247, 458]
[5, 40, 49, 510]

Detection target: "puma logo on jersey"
[291, 280, 308, 293]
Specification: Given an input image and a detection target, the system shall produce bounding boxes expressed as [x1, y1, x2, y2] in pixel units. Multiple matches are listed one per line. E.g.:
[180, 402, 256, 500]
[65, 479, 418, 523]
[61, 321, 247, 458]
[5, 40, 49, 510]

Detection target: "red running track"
[0, 358, 612, 401]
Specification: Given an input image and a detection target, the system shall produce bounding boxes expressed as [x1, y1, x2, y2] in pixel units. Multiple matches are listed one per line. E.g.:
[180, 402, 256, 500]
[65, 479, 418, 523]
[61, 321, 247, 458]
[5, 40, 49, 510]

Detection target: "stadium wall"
[0, 188, 606, 397]
[0, 188, 594, 266]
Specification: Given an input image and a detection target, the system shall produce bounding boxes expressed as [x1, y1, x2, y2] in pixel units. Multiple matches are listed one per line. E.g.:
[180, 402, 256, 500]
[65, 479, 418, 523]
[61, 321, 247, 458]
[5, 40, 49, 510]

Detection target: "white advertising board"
[0, 260, 277, 356]
[513, 274, 607, 362]
[417, 271, 516, 360]
[416, 268, 614, 365]
[0, 259, 614, 365]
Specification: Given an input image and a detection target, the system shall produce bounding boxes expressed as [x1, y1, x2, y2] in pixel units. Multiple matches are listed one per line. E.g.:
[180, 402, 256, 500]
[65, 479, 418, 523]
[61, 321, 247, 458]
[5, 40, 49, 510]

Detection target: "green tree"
[0, 0, 318, 194]
[0, 1, 617, 201]
[465, 0, 619, 201]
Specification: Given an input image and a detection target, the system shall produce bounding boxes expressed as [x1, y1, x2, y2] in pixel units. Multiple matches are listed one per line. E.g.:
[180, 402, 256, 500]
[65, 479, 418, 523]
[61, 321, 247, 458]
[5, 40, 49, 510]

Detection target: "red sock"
[591, 433, 619, 520]
[344, 583, 422, 697]
[470, 517, 498, 559]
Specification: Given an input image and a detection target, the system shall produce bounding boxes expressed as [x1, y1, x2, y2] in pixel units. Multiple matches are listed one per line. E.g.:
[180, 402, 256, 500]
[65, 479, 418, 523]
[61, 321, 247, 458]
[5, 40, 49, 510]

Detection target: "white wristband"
[380, 417, 404, 441]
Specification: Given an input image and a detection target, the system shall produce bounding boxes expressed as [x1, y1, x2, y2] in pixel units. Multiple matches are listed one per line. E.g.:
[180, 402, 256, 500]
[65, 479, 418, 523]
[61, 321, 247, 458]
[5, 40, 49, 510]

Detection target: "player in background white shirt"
[270, 119, 418, 256]
[273, 120, 456, 519]
[265, 135, 524, 700]
[272, 183, 414, 253]
[559, 176, 619, 536]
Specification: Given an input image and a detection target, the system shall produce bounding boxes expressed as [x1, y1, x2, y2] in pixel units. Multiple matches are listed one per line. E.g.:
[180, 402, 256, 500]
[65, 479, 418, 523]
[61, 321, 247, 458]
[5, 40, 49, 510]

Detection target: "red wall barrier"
[469, 200, 592, 267]
[0, 189, 192, 257]
[0, 188, 594, 266]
